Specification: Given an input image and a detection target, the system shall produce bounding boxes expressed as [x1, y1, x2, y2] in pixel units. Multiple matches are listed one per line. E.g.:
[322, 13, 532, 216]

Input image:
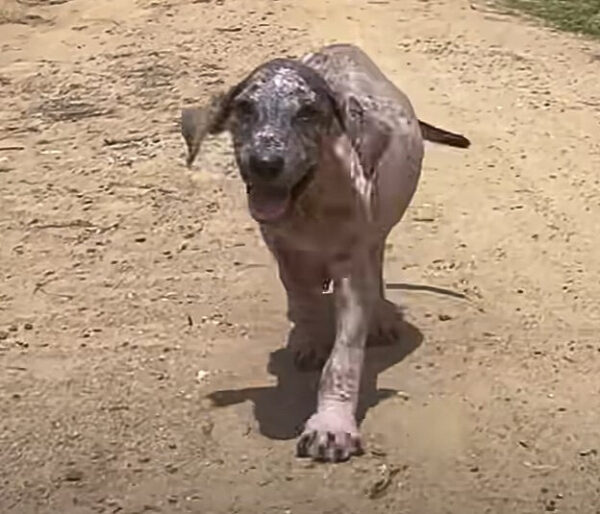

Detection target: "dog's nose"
[249, 154, 285, 180]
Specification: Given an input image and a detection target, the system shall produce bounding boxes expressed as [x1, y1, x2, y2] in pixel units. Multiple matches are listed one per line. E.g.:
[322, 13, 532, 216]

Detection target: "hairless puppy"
[181, 43, 470, 462]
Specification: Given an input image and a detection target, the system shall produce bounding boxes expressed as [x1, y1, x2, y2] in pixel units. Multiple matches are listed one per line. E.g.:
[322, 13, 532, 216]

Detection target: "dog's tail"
[418, 120, 471, 148]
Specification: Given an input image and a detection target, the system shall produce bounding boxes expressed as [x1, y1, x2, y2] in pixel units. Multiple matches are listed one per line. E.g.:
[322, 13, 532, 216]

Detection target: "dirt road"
[1, 0, 600, 512]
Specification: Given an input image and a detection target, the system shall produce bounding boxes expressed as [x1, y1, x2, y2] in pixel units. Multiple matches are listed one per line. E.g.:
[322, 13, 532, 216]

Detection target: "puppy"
[181, 43, 470, 462]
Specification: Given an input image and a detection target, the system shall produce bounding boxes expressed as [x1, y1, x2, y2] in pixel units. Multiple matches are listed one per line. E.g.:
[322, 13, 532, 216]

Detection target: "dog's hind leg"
[367, 239, 403, 347]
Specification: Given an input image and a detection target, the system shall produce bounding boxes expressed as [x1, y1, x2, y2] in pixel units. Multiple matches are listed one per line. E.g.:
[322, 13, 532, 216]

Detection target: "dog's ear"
[305, 52, 391, 176]
[181, 79, 248, 168]
[334, 94, 392, 178]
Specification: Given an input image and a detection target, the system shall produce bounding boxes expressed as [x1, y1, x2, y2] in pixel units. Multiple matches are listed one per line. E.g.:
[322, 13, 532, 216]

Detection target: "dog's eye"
[296, 105, 319, 122]
[235, 99, 255, 118]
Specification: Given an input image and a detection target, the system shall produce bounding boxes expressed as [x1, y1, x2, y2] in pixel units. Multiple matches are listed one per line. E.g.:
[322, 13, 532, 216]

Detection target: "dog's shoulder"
[302, 45, 417, 130]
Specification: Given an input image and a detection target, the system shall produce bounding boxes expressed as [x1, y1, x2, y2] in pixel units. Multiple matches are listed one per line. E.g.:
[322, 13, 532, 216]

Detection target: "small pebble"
[579, 449, 597, 457]
[196, 370, 210, 382]
[64, 469, 84, 482]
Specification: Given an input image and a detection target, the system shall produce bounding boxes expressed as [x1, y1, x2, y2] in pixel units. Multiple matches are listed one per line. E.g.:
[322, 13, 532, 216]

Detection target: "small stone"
[165, 463, 178, 474]
[370, 446, 387, 457]
[196, 370, 210, 382]
[8, 325, 18, 332]
[201, 420, 214, 437]
[579, 448, 597, 457]
[24, 323, 33, 330]
[134, 236, 146, 243]
[0, 331, 8, 340]
[104, 498, 121, 508]
[64, 469, 84, 482]
[438, 313, 452, 321]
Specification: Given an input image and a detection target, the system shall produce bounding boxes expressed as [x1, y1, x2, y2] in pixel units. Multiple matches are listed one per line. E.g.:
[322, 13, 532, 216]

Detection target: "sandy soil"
[1, 0, 600, 512]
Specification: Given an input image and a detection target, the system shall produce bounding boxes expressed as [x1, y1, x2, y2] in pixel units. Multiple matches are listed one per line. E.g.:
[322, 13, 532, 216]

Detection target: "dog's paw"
[368, 299, 403, 347]
[288, 323, 333, 371]
[296, 407, 363, 462]
[293, 345, 329, 371]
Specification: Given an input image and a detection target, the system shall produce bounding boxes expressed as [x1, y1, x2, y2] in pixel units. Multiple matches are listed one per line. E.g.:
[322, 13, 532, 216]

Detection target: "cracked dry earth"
[1, 0, 600, 512]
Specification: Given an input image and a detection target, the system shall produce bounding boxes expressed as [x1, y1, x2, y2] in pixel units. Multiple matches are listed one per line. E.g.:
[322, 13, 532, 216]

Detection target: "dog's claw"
[288, 323, 332, 371]
[296, 408, 363, 462]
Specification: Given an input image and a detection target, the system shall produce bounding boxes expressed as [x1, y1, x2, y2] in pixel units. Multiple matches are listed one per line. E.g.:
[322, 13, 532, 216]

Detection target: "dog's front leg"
[263, 233, 334, 371]
[297, 251, 375, 462]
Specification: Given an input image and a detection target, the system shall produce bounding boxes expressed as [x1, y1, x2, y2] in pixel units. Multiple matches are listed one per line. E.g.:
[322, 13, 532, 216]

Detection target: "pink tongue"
[248, 187, 290, 222]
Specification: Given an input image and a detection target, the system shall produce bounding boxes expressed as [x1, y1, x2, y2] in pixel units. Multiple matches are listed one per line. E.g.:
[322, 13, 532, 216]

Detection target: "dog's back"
[302, 43, 418, 125]
[303, 44, 470, 149]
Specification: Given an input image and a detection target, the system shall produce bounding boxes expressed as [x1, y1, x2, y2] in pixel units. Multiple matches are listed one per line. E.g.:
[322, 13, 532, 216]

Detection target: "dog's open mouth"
[246, 167, 316, 224]
[247, 184, 291, 223]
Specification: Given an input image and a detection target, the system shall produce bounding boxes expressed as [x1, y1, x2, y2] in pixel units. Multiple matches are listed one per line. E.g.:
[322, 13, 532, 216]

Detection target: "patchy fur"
[181, 43, 470, 462]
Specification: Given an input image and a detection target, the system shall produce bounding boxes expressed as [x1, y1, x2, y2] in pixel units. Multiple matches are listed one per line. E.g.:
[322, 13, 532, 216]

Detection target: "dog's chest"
[271, 174, 368, 254]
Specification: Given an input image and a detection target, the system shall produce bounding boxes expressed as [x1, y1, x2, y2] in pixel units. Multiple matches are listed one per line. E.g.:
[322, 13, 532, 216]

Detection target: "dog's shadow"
[207, 310, 423, 440]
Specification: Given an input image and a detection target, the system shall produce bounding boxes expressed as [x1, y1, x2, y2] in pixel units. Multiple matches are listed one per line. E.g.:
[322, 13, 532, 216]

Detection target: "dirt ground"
[1, 0, 600, 512]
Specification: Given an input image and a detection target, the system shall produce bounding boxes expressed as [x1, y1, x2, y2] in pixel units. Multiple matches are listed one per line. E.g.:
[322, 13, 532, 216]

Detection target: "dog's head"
[182, 58, 346, 224]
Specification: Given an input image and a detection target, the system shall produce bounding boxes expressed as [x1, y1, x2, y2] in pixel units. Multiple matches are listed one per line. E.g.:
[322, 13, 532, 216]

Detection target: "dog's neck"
[293, 131, 370, 220]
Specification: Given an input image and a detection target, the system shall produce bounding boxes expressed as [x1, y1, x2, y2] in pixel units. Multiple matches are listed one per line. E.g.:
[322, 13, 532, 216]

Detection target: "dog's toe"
[368, 299, 403, 347]
[288, 323, 333, 371]
[296, 410, 363, 462]
[293, 348, 327, 371]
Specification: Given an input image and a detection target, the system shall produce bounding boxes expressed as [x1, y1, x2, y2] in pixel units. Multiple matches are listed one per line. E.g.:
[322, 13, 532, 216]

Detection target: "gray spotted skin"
[180, 43, 470, 463]
[228, 60, 339, 202]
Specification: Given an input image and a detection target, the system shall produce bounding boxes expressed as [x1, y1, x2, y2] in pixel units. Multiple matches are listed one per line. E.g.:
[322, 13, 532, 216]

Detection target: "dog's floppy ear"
[303, 51, 392, 175]
[334, 94, 392, 178]
[181, 79, 248, 168]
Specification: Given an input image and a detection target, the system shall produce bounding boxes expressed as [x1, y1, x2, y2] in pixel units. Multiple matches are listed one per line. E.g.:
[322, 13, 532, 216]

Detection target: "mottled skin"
[181, 43, 470, 462]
